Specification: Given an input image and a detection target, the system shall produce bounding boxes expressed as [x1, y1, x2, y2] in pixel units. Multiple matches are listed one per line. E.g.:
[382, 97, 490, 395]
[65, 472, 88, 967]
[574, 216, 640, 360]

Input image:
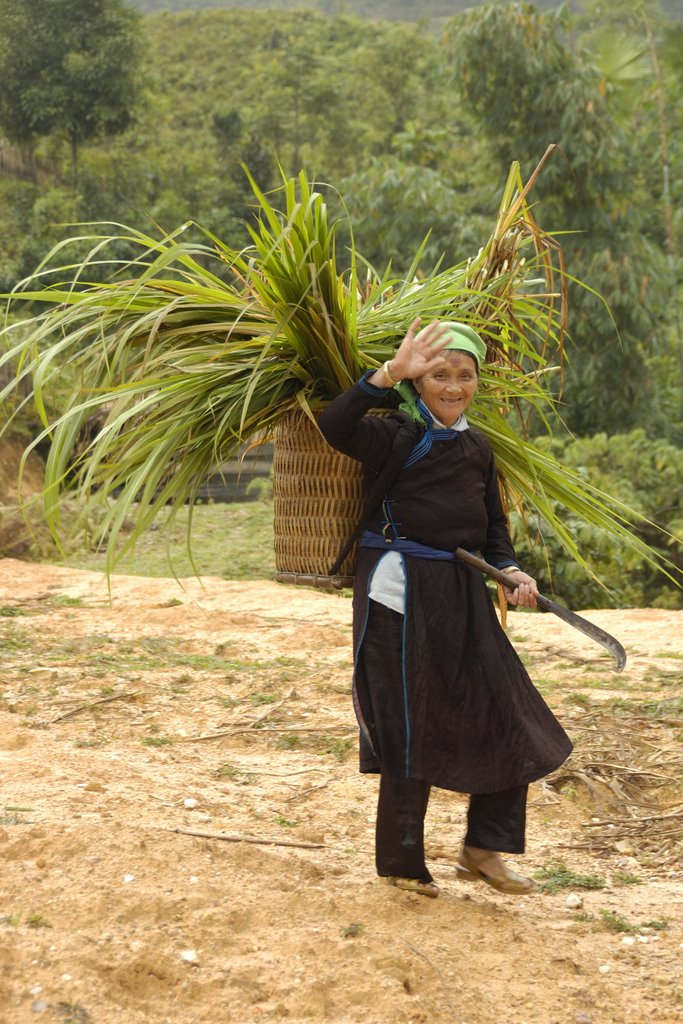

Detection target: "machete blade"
[454, 547, 627, 673]
[536, 595, 627, 673]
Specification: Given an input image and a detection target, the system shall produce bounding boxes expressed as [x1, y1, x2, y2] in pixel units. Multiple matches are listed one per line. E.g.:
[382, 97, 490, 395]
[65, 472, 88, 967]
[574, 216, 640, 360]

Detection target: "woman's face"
[414, 351, 478, 427]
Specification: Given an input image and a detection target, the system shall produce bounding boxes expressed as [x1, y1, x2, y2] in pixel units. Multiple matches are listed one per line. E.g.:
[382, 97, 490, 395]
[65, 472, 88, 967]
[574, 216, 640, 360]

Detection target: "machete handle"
[456, 547, 564, 610]
[454, 547, 526, 590]
[456, 547, 570, 609]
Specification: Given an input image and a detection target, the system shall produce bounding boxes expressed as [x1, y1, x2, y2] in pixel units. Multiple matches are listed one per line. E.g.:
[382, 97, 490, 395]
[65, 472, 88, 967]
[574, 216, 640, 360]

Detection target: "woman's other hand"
[368, 319, 451, 388]
[502, 569, 539, 609]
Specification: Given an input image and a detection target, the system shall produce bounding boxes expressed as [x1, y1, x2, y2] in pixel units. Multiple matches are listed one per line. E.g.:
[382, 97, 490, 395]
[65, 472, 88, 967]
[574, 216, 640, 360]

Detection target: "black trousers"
[375, 773, 528, 883]
[359, 598, 529, 882]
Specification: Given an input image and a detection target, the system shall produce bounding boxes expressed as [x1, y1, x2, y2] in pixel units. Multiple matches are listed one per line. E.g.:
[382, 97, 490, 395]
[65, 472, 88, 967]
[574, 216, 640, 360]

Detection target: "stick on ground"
[50, 690, 141, 724]
[170, 827, 325, 850]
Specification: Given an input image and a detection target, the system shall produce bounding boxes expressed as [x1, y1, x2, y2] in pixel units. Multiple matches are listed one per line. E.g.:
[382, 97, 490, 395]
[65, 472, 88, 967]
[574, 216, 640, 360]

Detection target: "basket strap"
[328, 416, 422, 576]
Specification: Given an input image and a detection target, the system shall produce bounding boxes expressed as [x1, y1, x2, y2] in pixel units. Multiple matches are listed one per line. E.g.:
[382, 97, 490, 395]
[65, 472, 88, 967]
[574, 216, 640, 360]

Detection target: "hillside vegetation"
[0, 0, 681, 606]
[129, 0, 683, 23]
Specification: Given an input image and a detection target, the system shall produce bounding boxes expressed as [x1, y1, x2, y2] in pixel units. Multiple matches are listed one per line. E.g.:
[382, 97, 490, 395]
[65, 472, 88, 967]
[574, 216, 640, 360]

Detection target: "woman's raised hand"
[365, 319, 451, 390]
[389, 319, 451, 382]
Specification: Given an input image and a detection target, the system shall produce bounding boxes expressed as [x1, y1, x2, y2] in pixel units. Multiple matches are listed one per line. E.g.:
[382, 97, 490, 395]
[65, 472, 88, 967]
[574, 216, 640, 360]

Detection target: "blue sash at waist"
[360, 530, 457, 561]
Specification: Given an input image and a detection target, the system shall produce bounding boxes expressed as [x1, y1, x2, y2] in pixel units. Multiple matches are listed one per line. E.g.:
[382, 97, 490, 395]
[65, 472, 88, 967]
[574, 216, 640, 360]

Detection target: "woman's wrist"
[365, 359, 403, 389]
[382, 359, 401, 386]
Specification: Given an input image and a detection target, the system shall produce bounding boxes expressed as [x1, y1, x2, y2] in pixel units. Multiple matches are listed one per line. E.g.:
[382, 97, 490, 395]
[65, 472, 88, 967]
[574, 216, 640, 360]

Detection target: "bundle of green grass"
[0, 162, 670, 589]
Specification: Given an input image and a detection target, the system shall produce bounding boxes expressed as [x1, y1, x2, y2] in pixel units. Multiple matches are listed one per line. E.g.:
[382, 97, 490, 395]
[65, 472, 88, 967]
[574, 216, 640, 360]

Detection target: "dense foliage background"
[0, 0, 681, 605]
[128, 0, 683, 24]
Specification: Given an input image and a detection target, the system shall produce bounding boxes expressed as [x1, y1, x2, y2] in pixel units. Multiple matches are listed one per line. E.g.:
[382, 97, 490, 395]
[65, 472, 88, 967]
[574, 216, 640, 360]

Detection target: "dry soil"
[0, 559, 681, 1024]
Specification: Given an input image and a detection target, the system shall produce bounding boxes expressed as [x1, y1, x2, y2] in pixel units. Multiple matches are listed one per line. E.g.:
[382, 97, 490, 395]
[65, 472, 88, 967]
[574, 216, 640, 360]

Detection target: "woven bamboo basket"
[273, 412, 364, 588]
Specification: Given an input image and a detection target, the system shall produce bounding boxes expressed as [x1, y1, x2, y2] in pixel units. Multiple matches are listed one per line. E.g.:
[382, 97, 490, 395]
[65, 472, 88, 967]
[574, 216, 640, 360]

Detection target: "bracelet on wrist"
[502, 566, 520, 575]
[381, 360, 398, 387]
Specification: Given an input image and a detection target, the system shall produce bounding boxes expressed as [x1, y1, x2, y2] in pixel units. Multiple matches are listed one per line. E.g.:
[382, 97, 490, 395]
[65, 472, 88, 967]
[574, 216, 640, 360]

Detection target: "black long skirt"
[352, 550, 572, 794]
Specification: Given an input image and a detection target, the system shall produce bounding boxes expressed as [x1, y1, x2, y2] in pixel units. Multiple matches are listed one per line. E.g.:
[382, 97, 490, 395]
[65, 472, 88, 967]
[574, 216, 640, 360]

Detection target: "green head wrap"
[395, 321, 486, 422]
[440, 322, 487, 368]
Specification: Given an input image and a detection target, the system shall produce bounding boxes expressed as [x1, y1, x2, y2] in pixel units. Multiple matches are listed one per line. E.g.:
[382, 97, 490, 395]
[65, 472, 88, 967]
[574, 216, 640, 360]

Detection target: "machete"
[455, 547, 627, 673]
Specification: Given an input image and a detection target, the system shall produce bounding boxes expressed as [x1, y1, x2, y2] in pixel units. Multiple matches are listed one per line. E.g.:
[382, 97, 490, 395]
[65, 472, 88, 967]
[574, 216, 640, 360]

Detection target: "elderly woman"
[318, 319, 572, 898]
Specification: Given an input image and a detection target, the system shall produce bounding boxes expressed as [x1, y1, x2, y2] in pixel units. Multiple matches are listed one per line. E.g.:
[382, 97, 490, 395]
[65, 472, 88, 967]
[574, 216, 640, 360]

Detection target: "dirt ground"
[1, 557, 682, 1024]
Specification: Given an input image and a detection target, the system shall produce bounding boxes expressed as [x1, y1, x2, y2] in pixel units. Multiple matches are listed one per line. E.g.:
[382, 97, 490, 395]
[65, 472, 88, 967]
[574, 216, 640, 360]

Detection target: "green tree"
[337, 123, 495, 274]
[447, 1, 677, 437]
[511, 430, 683, 608]
[581, 0, 681, 332]
[0, 0, 143, 181]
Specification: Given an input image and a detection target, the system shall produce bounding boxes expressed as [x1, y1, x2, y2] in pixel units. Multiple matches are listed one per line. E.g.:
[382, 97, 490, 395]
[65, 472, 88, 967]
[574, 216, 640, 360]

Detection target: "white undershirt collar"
[431, 413, 469, 431]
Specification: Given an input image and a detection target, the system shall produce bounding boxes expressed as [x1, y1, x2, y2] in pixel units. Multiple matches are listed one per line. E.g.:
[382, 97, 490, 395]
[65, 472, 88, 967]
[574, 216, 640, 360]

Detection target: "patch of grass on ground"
[565, 692, 592, 707]
[0, 623, 31, 656]
[15, 634, 254, 675]
[251, 691, 279, 705]
[597, 908, 636, 933]
[534, 860, 606, 893]
[74, 734, 110, 748]
[533, 677, 558, 694]
[606, 696, 683, 716]
[141, 735, 174, 748]
[319, 736, 354, 761]
[275, 814, 297, 827]
[612, 872, 642, 885]
[580, 673, 629, 689]
[26, 914, 52, 929]
[642, 668, 683, 686]
[53, 501, 275, 581]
